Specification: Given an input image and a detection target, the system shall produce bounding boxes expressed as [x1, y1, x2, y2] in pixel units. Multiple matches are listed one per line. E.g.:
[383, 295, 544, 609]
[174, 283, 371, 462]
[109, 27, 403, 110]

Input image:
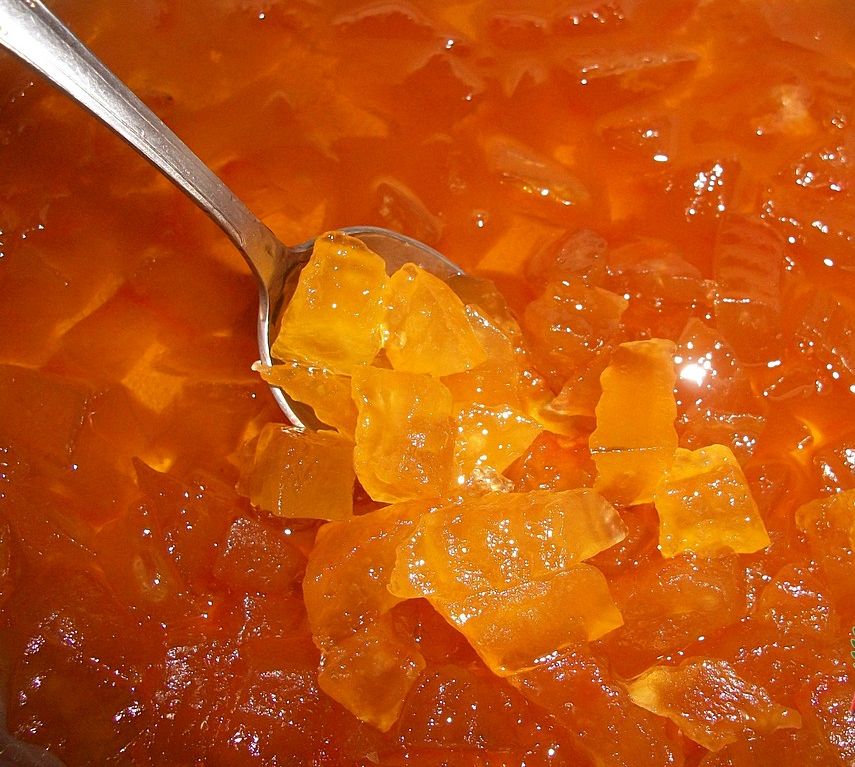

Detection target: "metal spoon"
[0, 0, 461, 428]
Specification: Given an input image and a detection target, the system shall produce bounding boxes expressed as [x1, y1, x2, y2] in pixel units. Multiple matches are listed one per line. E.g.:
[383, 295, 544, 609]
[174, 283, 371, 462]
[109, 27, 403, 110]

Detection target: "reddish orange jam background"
[1, 0, 854, 765]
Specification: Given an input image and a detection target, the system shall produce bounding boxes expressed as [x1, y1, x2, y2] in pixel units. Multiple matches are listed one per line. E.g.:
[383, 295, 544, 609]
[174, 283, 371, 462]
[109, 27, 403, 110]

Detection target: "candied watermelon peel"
[244, 232, 776, 740]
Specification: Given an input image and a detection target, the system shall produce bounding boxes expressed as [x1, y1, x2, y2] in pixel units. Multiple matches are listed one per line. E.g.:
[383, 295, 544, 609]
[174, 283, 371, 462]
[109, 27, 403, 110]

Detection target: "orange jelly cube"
[795, 488, 855, 549]
[590, 338, 678, 506]
[271, 231, 389, 373]
[441, 306, 525, 409]
[627, 658, 802, 751]
[386, 263, 487, 377]
[446, 564, 623, 674]
[351, 366, 454, 503]
[390, 490, 625, 674]
[317, 614, 426, 732]
[654, 444, 769, 557]
[239, 424, 354, 520]
[452, 402, 542, 488]
[510, 644, 683, 767]
[522, 279, 628, 389]
[304, 500, 434, 727]
[390, 488, 626, 599]
[253, 361, 357, 438]
[304, 499, 432, 647]
[212, 516, 306, 592]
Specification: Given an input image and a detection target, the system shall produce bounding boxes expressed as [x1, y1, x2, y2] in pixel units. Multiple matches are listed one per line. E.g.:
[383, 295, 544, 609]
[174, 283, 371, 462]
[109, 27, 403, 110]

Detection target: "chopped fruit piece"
[398, 665, 549, 755]
[505, 431, 596, 492]
[317, 614, 426, 732]
[304, 500, 434, 729]
[0, 364, 93, 464]
[756, 564, 839, 638]
[601, 553, 748, 678]
[794, 289, 855, 386]
[271, 231, 389, 373]
[547, 349, 611, 418]
[627, 658, 802, 751]
[713, 214, 784, 363]
[485, 135, 591, 209]
[654, 444, 770, 557]
[351, 367, 454, 503]
[795, 488, 855, 549]
[386, 263, 487, 377]
[699, 728, 838, 767]
[604, 240, 711, 340]
[523, 279, 628, 390]
[673, 319, 766, 463]
[390, 489, 626, 600]
[304, 499, 433, 647]
[510, 643, 683, 767]
[525, 228, 608, 287]
[213, 516, 306, 592]
[444, 274, 523, 341]
[444, 564, 622, 674]
[239, 425, 354, 520]
[441, 306, 525, 409]
[590, 339, 678, 506]
[794, 490, 855, 603]
[452, 402, 542, 486]
[390, 490, 624, 674]
[253, 361, 357, 438]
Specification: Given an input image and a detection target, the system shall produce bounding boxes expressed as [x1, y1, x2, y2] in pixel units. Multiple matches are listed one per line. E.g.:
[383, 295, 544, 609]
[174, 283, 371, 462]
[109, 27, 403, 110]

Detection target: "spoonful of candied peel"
[0, 0, 461, 428]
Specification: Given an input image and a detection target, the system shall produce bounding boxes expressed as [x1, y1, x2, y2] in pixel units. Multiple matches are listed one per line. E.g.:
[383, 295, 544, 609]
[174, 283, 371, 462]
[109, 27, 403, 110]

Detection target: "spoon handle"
[0, 0, 285, 286]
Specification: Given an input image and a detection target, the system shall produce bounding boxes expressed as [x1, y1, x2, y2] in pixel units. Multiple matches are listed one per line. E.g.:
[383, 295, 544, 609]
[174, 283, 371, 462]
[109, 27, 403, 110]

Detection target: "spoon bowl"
[0, 0, 461, 428]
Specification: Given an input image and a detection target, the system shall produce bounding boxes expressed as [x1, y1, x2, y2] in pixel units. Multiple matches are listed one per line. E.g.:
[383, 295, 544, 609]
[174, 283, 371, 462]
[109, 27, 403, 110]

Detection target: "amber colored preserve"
[1, 0, 855, 764]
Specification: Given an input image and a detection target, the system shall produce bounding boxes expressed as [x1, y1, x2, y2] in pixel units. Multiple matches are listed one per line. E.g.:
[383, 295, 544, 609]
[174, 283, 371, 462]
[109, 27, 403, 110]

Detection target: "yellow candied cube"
[317, 614, 426, 732]
[796, 488, 855, 549]
[441, 305, 531, 410]
[389, 488, 626, 600]
[271, 231, 388, 373]
[445, 565, 623, 676]
[239, 424, 354, 520]
[453, 402, 542, 488]
[590, 339, 678, 506]
[386, 263, 487, 377]
[389, 488, 625, 676]
[351, 366, 454, 503]
[654, 444, 769, 557]
[627, 658, 801, 751]
[253, 361, 357, 438]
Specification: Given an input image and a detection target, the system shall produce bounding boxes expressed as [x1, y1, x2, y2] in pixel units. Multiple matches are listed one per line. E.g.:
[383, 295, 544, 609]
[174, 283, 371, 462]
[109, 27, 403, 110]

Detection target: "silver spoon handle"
[0, 0, 283, 285]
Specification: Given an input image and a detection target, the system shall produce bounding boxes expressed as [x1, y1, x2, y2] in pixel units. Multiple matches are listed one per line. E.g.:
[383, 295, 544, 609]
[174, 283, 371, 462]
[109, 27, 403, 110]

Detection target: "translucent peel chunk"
[317, 614, 426, 732]
[654, 444, 770, 557]
[441, 306, 524, 409]
[627, 658, 802, 751]
[304, 499, 432, 647]
[510, 643, 683, 767]
[390, 488, 626, 600]
[590, 338, 678, 506]
[271, 231, 389, 374]
[452, 402, 542, 486]
[795, 488, 855, 549]
[238, 424, 354, 521]
[253, 361, 357, 438]
[386, 263, 487, 377]
[304, 500, 435, 729]
[351, 366, 454, 503]
[440, 564, 623, 675]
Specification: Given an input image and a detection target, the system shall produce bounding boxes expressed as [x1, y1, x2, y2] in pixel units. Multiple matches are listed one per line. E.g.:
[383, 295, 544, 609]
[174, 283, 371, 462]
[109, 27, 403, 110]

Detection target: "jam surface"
[1, 0, 854, 765]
